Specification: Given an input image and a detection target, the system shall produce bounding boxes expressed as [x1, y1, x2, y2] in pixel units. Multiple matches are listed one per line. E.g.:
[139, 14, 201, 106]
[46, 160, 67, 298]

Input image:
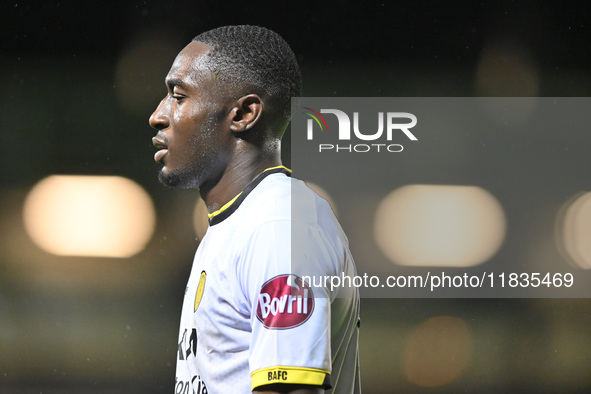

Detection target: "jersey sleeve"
[237, 218, 337, 391]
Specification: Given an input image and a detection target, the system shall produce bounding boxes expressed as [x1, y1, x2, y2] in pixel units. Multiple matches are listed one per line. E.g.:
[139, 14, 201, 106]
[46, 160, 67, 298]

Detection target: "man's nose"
[149, 98, 170, 130]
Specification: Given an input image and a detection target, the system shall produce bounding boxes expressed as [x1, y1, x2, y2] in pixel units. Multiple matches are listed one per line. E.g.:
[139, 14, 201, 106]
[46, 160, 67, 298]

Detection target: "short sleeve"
[238, 219, 335, 391]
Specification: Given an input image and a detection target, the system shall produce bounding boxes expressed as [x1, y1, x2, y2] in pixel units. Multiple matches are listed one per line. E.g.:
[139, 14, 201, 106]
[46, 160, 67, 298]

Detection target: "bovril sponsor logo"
[256, 274, 314, 329]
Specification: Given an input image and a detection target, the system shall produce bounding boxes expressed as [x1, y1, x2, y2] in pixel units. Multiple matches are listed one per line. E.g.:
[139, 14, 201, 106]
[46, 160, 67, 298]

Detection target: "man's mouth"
[152, 137, 168, 164]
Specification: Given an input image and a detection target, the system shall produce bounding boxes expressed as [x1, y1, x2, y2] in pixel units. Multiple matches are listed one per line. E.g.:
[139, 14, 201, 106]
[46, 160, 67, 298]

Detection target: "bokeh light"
[374, 185, 506, 267]
[305, 182, 339, 217]
[475, 40, 539, 129]
[402, 316, 473, 387]
[556, 192, 591, 269]
[23, 175, 156, 258]
[115, 33, 182, 115]
[193, 198, 209, 240]
[475, 39, 540, 97]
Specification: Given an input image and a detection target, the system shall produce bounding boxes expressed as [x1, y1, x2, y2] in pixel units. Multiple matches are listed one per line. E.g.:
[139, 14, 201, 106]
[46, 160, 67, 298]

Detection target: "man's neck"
[200, 149, 281, 214]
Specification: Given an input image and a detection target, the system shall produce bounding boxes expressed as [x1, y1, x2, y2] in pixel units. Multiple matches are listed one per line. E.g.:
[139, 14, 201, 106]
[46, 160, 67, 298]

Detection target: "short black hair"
[193, 25, 301, 130]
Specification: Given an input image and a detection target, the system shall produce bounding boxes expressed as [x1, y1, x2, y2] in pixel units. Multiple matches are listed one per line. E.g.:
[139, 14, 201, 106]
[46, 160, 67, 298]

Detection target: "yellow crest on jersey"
[194, 270, 206, 312]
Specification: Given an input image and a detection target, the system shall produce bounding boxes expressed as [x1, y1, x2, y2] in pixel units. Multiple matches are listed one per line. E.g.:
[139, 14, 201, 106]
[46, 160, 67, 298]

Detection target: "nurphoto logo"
[302, 107, 418, 153]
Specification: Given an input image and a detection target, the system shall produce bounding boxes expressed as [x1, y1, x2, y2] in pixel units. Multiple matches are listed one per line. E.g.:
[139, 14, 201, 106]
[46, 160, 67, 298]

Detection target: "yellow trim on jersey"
[265, 165, 292, 174]
[207, 192, 242, 219]
[207, 166, 292, 220]
[251, 366, 329, 390]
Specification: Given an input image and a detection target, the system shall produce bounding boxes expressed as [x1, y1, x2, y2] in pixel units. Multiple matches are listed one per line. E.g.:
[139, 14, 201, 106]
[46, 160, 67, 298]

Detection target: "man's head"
[193, 25, 302, 134]
[149, 25, 301, 190]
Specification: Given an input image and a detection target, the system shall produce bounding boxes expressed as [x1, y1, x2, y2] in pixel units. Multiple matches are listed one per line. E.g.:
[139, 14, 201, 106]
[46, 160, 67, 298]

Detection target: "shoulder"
[245, 173, 344, 241]
[240, 173, 292, 222]
[237, 173, 335, 224]
[218, 172, 346, 254]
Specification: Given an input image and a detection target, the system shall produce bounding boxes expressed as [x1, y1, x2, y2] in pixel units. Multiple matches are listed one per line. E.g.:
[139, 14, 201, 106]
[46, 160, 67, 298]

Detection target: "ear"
[229, 94, 264, 132]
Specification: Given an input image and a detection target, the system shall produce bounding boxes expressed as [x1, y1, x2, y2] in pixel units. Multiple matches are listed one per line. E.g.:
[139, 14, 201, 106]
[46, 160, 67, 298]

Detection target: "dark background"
[1, 1, 591, 393]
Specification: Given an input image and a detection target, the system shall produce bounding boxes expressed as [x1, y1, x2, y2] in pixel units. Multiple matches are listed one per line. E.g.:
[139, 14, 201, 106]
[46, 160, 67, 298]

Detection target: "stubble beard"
[157, 160, 207, 189]
[157, 169, 183, 188]
[157, 121, 221, 190]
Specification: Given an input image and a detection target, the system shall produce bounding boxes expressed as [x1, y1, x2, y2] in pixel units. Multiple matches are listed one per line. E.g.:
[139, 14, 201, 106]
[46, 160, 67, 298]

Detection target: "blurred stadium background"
[2, 1, 591, 393]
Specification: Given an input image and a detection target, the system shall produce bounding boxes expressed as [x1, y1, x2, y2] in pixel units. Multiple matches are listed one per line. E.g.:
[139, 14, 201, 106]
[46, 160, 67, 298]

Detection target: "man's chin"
[158, 169, 182, 188]
[158, 169, 199, 189]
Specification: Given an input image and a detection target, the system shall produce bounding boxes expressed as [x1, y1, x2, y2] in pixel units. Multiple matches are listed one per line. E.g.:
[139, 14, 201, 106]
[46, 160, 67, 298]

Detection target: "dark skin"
[149, 42, 323, 394]
[150, 41, 281, 212]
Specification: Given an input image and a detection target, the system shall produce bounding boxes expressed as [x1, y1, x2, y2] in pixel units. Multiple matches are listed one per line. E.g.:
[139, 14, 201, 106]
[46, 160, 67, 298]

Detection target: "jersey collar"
[208, 166, 292, 226]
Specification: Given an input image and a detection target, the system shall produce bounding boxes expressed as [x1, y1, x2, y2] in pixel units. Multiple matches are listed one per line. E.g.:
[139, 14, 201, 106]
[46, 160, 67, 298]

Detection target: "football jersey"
[174, 166, 361, 393]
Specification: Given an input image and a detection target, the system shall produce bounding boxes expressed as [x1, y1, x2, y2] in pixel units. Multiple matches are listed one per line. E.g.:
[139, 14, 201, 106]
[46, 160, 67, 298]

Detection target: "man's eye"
[171, 94, 185, 102]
